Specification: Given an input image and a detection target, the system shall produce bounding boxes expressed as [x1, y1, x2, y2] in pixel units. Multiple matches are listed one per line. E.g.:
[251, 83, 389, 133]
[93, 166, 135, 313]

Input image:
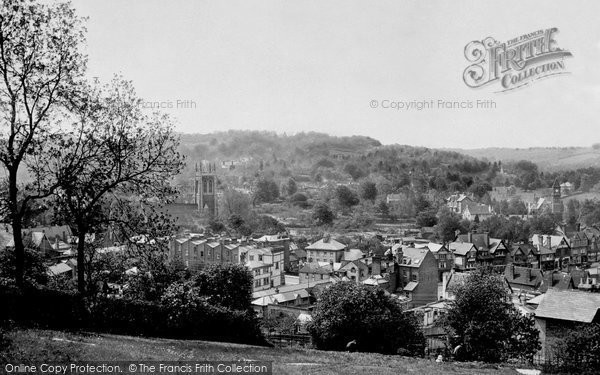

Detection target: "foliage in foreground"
[307, 282, 424, 355]
[441, 271, 540, 363]
[547, 323, 600, 374]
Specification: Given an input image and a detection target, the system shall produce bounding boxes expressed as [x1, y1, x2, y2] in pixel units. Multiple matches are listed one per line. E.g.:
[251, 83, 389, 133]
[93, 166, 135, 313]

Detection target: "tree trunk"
[9, 168, 24, 288]
[77, 229, 86, 294]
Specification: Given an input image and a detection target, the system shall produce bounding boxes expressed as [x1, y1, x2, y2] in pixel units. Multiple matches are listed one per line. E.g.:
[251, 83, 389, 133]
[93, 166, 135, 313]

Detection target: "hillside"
[2, 328, 523, 375]
[174, 130, 498, 194]
[447, 147, 600, 172]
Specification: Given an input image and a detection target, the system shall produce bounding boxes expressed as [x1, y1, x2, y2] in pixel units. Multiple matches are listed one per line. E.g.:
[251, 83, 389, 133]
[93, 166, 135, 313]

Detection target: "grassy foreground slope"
[2, 328, 522, 375]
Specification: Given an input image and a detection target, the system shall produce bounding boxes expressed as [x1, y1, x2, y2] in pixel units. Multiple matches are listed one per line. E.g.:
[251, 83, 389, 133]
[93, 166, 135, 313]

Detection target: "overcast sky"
[76, 0, 600, 149]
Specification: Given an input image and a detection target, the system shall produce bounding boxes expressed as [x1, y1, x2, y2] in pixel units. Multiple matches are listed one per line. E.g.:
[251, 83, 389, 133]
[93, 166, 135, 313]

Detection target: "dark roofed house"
[505, 265, 544, 292]
[449, 241, 477, 270]
[535, 289, 600, 360]
[510, 243, 540, 268]
[398, 247, 438, 308]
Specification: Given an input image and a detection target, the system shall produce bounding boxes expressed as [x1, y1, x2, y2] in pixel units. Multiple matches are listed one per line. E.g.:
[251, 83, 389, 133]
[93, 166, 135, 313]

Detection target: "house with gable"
[449, 241, 477, 270]
[462, 203, 494, 222]
[416, 242, 452, 282]
[398, 247, 438, 308]
[305, 237, 347, 263]
[456, 232, 509, 267]
[531, 234, 571, 270]
[582, 226, 600, 262]
[565, 230, 589, 265]
[446, 194, 472, 214]
[510, 243, 540, 268]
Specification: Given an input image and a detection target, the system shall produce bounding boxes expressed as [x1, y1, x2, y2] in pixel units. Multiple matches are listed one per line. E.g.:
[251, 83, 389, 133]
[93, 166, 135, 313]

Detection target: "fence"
[266, 333, 312, 348]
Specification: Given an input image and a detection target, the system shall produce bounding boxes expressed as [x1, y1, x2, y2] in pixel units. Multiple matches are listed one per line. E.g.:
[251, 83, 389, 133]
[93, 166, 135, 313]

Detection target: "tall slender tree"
[0, 0, 87, 286]
[50, 77, 185, 293]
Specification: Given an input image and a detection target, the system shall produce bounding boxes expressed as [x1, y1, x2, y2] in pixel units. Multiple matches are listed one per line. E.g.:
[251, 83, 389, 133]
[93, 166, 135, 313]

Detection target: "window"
[275, 262, 279, 270]
[411, 273, 417, 282]
[200, 250, 204, 257]
[259, 255, 263, 261]
[249, 255, 254, 261]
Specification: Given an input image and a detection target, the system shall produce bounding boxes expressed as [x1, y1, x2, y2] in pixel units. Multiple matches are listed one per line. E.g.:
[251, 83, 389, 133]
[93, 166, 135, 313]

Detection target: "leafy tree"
[253, 177, 279, 205]
[219, 188, 251, 219]
[359, 181, 377, 202]
[49, 77, 184, 294]
[312, 201, 335, 226]
[0, 246, 48, 286]
[193, 264, 254, 312]
[0, 0, 87, 287]
[551, 323, 600, 374]
[208, 217, 226, 233]
[529, 213, 560, 235]
[416, 210, 438, 228]
[289, 192, 309, 208]
[435, 207, 464, 242]
[442, 271, 540, 363]
[308, 282, 424, 355]
[335, 185, 359, 208]
[376, 200, 389, 217]
[344, 163, 366, 180]
[228, 214, 245, 230]
[261, 312, 297, 335]
[285, 178, 297, 196]
[469, 181, 492, 199]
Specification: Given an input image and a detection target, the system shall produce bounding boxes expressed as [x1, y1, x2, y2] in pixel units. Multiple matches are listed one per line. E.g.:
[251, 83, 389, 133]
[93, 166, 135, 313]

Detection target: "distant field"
[562, 192, 600, 203]
[1, 328, 525, 375]
[448, 147, 600, 171]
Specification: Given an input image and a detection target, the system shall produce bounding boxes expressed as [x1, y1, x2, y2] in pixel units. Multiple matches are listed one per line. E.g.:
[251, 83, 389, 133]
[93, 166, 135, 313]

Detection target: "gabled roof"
[422, 242, 446, 253]
[505, 266, 544, 288]
[339, 259, 368, 272]
[464, 203, 492, 216]
[306, 238, 346, 251]
[363, 275, 389, 286]
[535, 289, 600, 323]
[449, 242, 477, 256]
[457, 233, 490, 251]
[489, 238, 506, 254]
[343, 249, 364, 261]
[531, 234, 569, 250]
[400, 248, 430, 267]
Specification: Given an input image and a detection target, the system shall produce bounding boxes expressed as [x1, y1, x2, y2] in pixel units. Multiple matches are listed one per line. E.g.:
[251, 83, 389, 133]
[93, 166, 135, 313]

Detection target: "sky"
[75, 0, 600, 149]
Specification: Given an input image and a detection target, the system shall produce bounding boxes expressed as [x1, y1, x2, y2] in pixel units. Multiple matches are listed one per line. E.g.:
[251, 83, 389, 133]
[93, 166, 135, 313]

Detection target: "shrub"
[308, 282, 424, 355]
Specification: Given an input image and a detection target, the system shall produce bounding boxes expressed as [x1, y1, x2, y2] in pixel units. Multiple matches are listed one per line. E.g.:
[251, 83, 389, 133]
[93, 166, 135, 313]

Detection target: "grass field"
[0, 328, 529, 375]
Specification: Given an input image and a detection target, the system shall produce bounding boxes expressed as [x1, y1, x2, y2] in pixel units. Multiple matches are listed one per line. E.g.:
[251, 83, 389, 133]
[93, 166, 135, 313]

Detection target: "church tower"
[194, 161, 217, 216]
[551, 179, 563, 215]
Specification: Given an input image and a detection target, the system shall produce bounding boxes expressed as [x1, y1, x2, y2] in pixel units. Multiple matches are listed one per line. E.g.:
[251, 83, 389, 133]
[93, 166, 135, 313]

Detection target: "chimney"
[468, 232, 473, 243]
[524, 267, 531, 280]
[537, 234, 543, 248]
[547, 236, 551, 249]
[371, 256, 382, 276]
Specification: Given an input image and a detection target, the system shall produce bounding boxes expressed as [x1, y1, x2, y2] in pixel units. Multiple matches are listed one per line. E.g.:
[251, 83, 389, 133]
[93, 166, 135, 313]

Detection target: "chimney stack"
[468, 231, 473, 243]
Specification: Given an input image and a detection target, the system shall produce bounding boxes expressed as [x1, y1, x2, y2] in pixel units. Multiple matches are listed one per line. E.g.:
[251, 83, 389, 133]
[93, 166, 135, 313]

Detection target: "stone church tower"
[194, 161, 217, 216]
[551, 179, 563, 215]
